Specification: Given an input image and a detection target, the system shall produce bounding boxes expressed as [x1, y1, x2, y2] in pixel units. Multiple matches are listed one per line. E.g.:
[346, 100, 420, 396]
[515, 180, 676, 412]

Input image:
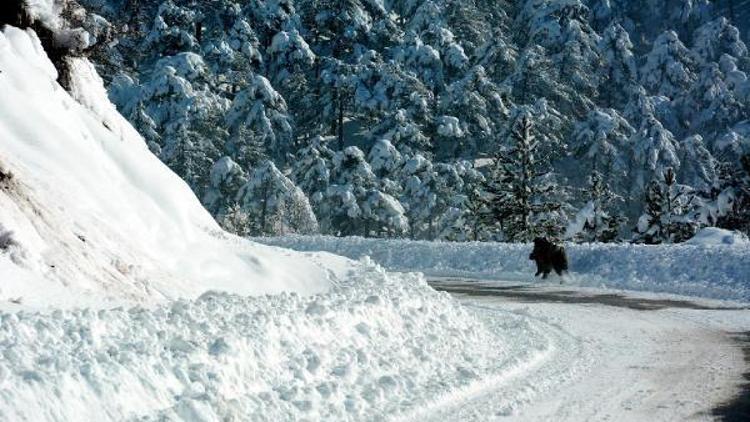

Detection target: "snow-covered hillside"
[0, 25, 343, 307]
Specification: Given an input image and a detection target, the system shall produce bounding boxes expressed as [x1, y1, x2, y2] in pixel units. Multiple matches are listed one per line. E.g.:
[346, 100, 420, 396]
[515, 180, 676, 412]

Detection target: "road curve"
[425, 278, 750, 422]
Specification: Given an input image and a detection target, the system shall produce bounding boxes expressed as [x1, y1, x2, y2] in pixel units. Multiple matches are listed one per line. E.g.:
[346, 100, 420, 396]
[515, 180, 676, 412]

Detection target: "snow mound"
[685, 227, 750, 246]
[0, 26, 337, 307]
[0, 264, 531, 421]
[257, 236, 750, 302]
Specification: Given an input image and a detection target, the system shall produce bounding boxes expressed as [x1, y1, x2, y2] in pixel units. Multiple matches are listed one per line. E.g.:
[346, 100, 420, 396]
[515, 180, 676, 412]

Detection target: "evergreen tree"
[570, 108, 634, 183]
[368, 109, 431, 155]
[567, 171, 626, 242]
[80, 0, 750, 243]
[236, 160, 318, 235]
[400, 154, 439, 239]
[640, 30, 695, 99]
[219, 203, 253, 237]
[633, 167, 698, 244]
[598, 23, 638, 107]
[291, 136, 334, 216]
[678, 135, 718, 192]
[203, 156, 248, 218]
[715, 154, 750, 234]
[362, 190, 409, 237]
[483, 115, 568, 241]
[682, 61, 747, 135]
[320, 146, 379, 236]
[691, 17, 748, 65]
[629, 115, 681, 196]
[225, 73, 293, 162]
[436, 66, 507, 158]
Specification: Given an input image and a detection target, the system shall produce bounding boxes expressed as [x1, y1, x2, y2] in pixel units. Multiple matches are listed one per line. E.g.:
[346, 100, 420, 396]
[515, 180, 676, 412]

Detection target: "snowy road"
[425, 278, 750, 422]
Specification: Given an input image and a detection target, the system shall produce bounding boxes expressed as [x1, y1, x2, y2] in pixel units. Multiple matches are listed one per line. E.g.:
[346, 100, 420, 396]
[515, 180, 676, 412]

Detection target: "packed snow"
[256, 235, 750, 302]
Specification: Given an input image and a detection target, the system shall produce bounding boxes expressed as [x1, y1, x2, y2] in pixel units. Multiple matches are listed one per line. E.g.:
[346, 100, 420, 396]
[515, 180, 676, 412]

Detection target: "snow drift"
[0, 266, 534, 421]
[256, 235, 750, 302]
[0, 25, 339, 307]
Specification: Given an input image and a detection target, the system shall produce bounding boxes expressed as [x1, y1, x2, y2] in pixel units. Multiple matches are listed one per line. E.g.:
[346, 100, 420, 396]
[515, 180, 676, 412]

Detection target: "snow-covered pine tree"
[368, 109, 431, 155]
[144, 0, 199, 56]
[483, 114, 568, 242]
[598, 23, 639, 107]
[567, 171, 626, 242]
[691, 17, 748, 66]
[640, 30, 696, 99]
[320, 146, 379, 236]
[430, 163, 471, 240]
[291, 136, 334, 217]
[368, 139, 403, 181]
[432, 161, 489, 241]
[218, 203, 252, 237]
[555, 15, 602, 97]
[400, 154, 438, 239]
[677, 135, 718, 192]
[352, 54, 432, 139]
[475, 29, 518, 81]
[633, 167, 698, 244]
[570, 108, 634, 186]
[236, 160, 318, 235]
[225, 73, 293, 163]
[715, 154, 750, 234]
[451, 162, 489, 241]
[78, 0, 750, 242]
[681, 61, 747, 135]
[203, 156, 248, 218]
[436, 66, 507, 158]
[361, 190, 409, 238]
[628, 115, 681, 198]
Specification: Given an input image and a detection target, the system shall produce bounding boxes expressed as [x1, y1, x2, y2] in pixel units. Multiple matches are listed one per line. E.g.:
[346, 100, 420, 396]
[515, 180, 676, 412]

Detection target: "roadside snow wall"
[256, 236, 750, 302]
[0, 265, 536, 421]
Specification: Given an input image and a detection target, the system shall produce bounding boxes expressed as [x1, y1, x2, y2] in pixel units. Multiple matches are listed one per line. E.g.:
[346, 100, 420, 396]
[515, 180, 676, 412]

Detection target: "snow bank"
[0, 25, 338, 307]
[256, 236, 750, 301]
[686, 227, 750, 246]
[0, 263, 537, 421]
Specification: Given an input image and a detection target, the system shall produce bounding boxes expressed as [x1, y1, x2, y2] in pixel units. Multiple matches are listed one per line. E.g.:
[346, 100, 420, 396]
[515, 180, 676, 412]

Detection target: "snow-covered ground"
[256, 235, 750, 302]
[0, 268, 524, 421]
[422, 279, 750, 421]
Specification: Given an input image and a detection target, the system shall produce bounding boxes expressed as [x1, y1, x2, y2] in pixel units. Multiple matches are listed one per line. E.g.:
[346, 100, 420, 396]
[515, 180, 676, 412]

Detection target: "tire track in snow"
[425, 280, 750, 421]
[403, 297, 592, 421]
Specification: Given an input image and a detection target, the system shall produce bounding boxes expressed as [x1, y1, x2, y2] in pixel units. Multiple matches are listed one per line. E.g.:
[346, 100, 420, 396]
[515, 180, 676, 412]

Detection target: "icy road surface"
[421, 278, 750, 422]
